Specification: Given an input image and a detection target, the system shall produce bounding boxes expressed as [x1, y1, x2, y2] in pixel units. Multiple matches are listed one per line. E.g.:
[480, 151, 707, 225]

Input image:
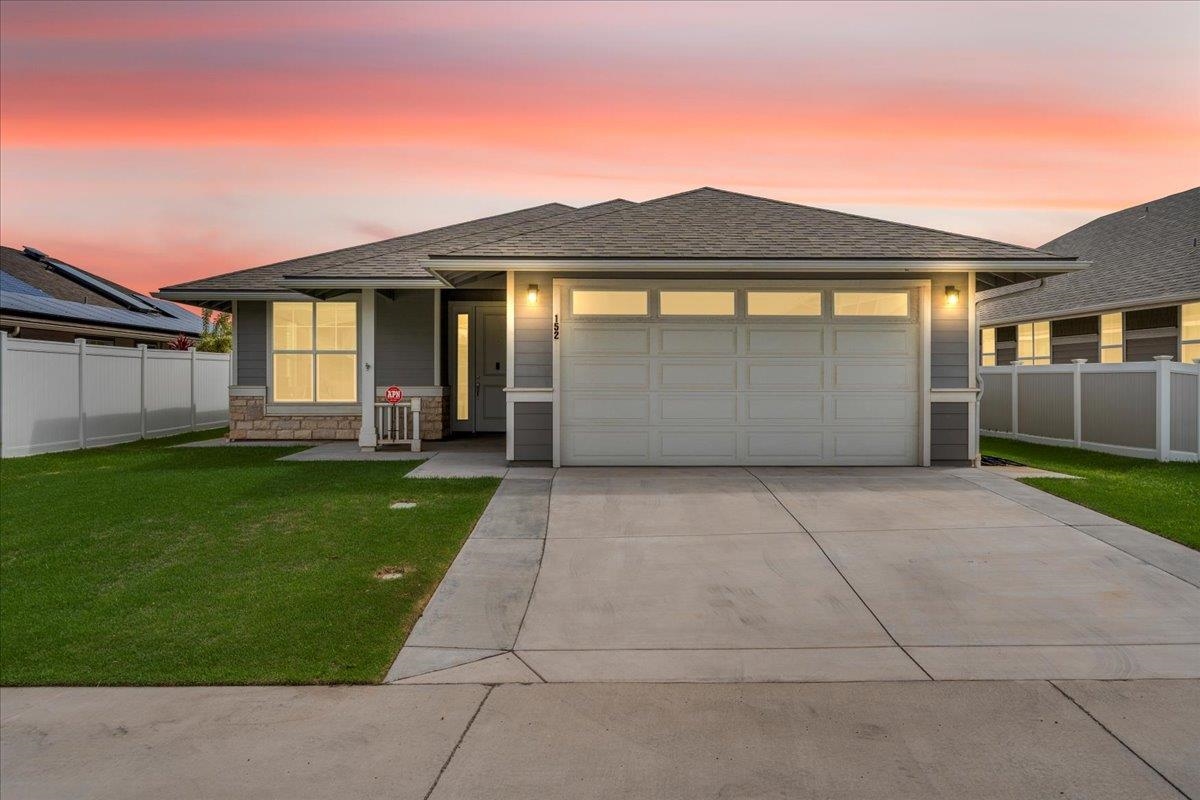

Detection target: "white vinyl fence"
[980, 357, 1200, 463]
[0, 332, 230, 458]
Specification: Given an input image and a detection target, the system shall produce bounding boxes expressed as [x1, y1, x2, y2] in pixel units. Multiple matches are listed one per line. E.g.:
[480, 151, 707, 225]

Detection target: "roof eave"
[423, 256, 1083, 273]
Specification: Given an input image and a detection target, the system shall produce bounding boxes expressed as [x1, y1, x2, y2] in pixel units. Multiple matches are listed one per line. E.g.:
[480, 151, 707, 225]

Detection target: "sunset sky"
[1, 0, 1197, 295]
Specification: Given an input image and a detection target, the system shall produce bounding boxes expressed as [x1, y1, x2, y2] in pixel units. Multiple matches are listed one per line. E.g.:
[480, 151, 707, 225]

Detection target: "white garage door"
[558, 283, 922, 466]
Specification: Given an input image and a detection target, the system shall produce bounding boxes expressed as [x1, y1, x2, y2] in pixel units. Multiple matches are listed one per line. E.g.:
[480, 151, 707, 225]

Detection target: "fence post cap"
[1071, 358, 1088, 364]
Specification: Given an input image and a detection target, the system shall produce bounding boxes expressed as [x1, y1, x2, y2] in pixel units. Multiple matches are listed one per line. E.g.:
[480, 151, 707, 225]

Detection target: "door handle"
[475, 377, 480, 397]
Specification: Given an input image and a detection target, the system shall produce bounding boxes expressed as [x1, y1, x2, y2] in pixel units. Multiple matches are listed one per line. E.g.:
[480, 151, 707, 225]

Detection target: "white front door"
[557, 282, 922, 466]
[449, 301, 506, 433]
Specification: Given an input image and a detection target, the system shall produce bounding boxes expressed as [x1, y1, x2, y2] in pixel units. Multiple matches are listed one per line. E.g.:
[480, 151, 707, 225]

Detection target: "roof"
[978, 187, 1200, 325]
[161, 202, 575, 291]
[1, 246, 202, 335]
[158, 187, 1076, 299]
[432, 188, 1071, 261]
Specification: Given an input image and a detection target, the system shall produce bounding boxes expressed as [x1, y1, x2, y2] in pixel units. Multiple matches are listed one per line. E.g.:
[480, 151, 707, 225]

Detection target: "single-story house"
[1, 246, 203, 346]
[156, 187, 1082, 466]
[977, 187, 1199, 367]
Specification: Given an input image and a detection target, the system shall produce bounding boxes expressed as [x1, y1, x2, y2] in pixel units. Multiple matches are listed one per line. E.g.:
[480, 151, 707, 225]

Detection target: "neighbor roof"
[978, 187, 1200, 326]
[1, 246, 202, 335]
[158, 187, 1076, 300]
[432, 188, 1072, 262]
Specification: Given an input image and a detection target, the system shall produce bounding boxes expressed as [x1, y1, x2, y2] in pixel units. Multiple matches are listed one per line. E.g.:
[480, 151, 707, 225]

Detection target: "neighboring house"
[977, 188, 1200, 367]
[156, 187, 1080, 466]
[1, 246, 202, 346]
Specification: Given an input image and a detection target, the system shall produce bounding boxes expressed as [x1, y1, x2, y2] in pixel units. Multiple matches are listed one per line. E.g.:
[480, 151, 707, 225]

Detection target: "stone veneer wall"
[229, 388, 450, 442]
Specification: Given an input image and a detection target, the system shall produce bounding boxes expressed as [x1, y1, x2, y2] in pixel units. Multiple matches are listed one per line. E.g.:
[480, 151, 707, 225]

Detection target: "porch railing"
[374, 398, 421, 451]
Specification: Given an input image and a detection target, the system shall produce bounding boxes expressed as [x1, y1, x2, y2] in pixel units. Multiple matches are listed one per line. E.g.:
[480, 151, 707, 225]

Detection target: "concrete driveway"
[389, 465, 1200, 684]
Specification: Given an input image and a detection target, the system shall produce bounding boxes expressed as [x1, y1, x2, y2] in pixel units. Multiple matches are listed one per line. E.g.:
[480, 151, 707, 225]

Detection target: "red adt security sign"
[384, 385, 403, 404]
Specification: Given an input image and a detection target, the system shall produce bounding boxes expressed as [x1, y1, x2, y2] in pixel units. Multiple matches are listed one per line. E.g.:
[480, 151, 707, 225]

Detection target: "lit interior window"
[1100, 312, 1123, 364]
[1017, 321, 1050, 365]
[1181, 303, 1200, 362]
[272, 302, 356, 403]
[980, 327, 996, 366]
[456, 313, 470, 421]
[747, 291, 821, 316]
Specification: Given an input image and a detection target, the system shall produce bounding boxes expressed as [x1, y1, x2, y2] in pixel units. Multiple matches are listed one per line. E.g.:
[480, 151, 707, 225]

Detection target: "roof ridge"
[686, 187, 1065, 258]
[434, 199, 636, 257]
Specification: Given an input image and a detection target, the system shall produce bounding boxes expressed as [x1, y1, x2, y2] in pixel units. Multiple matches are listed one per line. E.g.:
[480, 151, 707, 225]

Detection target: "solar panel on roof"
[44, 258, 158, 312]
[0, 270, 51, 297]
[0, 291, 202, 334]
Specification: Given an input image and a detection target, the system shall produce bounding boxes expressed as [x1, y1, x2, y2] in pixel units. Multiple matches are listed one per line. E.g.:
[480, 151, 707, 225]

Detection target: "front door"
[449, 301, 506, 433]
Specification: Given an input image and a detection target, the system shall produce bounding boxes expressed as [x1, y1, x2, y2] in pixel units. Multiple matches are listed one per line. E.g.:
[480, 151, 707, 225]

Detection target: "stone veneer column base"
[228, 386, 450, 442]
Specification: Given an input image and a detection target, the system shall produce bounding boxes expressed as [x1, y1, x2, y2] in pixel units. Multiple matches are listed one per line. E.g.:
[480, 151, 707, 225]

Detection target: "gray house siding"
[1052, 338, 1099, 364]
[930, 273, 969, 389]
[235, 301, 267, 385]
[930, 402, 969, 464]
[512, 402, 552, 461]
[514, 271, 554, 389]
[1125, 332, 1178, 362]
[375, 290, 435, 386]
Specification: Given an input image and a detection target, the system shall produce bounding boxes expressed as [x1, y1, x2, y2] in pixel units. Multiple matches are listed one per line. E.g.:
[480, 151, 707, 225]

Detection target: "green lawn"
[981, 436, 1200, 550]
[0, 431, 499, 686]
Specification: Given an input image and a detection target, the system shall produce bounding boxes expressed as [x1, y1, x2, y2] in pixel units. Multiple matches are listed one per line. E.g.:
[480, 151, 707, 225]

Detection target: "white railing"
[979, 357, 1199, 462]
[374, 397, 421, 451]
[0, 332, 231, 458]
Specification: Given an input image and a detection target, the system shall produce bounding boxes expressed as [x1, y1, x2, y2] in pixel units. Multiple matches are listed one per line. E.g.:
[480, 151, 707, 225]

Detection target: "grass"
[0, 430, 499, 686]
[981, 436, 1200, 550]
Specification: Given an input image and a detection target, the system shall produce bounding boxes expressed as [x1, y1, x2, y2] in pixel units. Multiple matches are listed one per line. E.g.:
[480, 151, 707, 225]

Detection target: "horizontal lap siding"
[513, 402, 552, 461]
[1125, 333, 1178, 362]
[376, 290, 434, 385]
[235, 301, 267, 385]
[931, 273, 968, 389]
[931, 402, 969, 463]
[515, 272, 553, 388]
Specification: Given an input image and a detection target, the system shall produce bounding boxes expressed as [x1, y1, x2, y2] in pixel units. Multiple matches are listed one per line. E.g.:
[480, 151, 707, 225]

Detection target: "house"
[155, 187, 1081, 466]
[1, 246, 202, 346]
[977, 188, 1200, 367]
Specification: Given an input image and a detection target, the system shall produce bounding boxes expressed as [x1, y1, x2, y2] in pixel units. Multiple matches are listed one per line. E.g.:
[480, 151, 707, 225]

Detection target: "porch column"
[358, 288, 377, 450]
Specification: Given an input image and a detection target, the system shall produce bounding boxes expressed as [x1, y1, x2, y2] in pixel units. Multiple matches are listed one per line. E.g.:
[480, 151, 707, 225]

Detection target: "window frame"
[1099, 312, 1123, 364]
[269, 300, 359, 405]
[1017, 321, 1051, 365]
[569, 289, 650, 317]
[1181, 302, 1200, 364]
[980, 327, 996, 367]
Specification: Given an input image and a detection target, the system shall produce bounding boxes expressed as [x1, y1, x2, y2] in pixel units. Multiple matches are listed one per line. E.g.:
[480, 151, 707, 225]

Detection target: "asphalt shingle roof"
[160, 187, 1074, 295]
[978, 188, 1200, 325]
[161, 203, 575, 291]
[302, 199, 635, 279]
[433, 187, 1070, 261]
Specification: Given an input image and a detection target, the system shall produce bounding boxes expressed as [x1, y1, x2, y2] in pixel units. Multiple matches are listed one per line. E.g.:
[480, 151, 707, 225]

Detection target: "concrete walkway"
[389, 466, 1200, 684]
[4, 680, 1197, 798]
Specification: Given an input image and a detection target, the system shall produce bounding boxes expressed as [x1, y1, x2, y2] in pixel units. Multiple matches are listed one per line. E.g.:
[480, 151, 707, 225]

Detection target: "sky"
[1, 0, 1197, 295]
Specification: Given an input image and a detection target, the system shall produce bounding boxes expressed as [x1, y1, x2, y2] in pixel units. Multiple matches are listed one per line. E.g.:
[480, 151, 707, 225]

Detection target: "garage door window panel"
[659, 290, 735, 316]
[833, 291, 909, 318]
[571, 290, 648, 316]
[747, 291, 822, 317]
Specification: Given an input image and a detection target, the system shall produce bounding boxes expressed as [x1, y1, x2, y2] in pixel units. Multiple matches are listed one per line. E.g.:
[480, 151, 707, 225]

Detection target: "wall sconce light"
[945, 285, 960, 306]
[527, 284, 539, 304]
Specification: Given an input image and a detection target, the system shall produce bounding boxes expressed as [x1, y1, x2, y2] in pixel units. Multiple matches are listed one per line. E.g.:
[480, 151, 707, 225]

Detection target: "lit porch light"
[945, 285, 960, 306]
[527, 284, 540, 304]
